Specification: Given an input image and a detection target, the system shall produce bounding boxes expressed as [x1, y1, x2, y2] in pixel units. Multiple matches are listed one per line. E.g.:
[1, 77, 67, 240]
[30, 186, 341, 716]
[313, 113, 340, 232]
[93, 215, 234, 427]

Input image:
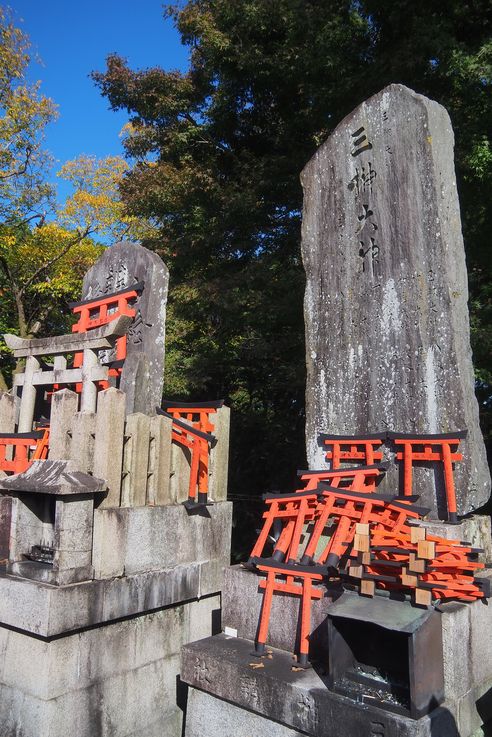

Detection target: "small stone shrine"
[0, 241, 231, 737]
[179, 87, 492, 737]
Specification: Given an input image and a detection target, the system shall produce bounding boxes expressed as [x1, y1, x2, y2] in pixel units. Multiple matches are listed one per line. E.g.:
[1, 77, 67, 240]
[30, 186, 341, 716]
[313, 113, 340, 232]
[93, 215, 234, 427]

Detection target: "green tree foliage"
[94, 0, 492, 552]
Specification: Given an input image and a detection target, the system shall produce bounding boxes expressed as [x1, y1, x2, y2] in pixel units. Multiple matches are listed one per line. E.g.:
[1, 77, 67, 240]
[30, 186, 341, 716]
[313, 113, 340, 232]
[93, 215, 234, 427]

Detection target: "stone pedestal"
[0, 500, 232, 737]
[182, 568, 492, 737]
[181, 551, 492, 737]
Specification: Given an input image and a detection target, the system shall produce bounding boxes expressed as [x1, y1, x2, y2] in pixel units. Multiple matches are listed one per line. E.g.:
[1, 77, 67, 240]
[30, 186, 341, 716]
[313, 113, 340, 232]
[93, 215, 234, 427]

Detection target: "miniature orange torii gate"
[157, 408, 217, 508]
[0, 428, 49, 475]
[387, 431, 467, 523]
[319, 432, 386, 467]
[69, 281, 144, 390]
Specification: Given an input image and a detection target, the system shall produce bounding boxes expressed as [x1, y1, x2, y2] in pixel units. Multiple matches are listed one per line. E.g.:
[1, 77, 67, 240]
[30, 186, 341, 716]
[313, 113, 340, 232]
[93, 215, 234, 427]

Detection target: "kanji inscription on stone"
[82, 241, 168, 414]
[301, 84, 490, 515]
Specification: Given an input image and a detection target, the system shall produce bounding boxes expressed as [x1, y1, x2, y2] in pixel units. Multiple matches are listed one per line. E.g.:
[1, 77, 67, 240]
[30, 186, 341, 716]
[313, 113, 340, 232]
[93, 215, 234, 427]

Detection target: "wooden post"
[48, 389, 78, 459]
[147, 414, 173, 505]
[121, 413, 151, 507]
[93, 388, 126, 508]
[17, 356, 40, 432]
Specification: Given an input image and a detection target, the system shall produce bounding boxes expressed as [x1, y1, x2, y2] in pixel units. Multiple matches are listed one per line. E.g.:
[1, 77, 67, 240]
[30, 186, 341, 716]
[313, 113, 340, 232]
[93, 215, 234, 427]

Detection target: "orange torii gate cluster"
[246, 429, 486, 669]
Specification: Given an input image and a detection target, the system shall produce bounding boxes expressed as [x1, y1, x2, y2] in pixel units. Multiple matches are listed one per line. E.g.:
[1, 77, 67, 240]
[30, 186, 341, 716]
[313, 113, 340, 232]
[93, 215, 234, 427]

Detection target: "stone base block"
[181, 634, 466, 737]
[92, 500, 232, 578]
[0, 557, 226, 637]
[0, 593, 220, 737]
[185, 688, 307, 737]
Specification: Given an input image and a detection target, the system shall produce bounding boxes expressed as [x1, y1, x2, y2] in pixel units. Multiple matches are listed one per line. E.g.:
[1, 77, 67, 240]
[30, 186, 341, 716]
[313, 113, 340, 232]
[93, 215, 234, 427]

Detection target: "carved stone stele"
[301, 84, 490, 515]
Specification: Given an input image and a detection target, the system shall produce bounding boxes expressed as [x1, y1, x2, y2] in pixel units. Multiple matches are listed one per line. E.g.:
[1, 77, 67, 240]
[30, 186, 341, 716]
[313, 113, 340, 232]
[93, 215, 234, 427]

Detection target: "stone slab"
[0, 460, 105, 496]
[81, 241, 169, 415]
[92, 500, 232, 579]
[301, 83, 490, 516]
[181, 634, 461, 737]
[222, 565, 334, 659]
[184, 687, 308, 737]
[8, 561, 94, 586]
[0, 558, 225, 637]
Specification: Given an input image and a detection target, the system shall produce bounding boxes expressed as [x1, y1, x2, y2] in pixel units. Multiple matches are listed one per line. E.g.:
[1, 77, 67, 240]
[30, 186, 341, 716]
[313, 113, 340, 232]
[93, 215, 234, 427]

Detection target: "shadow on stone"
[477, 686, 492, 735]
[176, 675, 189, 737]
[429, 699, 459, 737]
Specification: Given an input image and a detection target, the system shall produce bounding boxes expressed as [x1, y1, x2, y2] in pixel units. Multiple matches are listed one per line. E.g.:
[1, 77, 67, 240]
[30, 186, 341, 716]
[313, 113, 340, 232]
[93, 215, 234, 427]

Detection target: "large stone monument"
[301, 84, 490, 516]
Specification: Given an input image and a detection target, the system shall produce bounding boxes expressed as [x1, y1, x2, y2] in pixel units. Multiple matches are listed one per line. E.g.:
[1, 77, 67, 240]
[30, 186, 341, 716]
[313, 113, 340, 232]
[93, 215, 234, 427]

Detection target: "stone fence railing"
[0, 387, 229, 508]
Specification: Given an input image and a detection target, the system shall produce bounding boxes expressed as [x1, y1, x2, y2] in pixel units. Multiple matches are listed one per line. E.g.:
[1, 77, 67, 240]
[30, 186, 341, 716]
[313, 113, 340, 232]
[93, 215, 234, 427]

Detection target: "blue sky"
[11, 1, 189, 197]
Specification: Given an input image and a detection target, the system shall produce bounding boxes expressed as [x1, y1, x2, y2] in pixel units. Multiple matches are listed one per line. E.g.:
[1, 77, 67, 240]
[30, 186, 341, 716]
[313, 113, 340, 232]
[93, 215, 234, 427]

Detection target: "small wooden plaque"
[415, 588, 432, 606]
[360, 579, 375, 597]
[353, 534, 370, 552]
[401, 567, 418, 587]
[409, 553, 426, 573]
[410, 526, 426, 544]
[417, 540, 436, 560]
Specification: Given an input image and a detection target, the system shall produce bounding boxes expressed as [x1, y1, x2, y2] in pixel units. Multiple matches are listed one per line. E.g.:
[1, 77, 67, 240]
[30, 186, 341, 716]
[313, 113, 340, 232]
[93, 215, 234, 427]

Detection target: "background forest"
[1, 1, 491, 557]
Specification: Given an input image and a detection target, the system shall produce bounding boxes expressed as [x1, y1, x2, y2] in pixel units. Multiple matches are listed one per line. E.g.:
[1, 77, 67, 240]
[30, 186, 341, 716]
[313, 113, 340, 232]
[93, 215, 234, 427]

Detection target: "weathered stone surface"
[93, 387, 126, 507]
[181, 634, 461, 737]
[0, 560, 224, 637]
[209, 405, 230, 502]
[301, 83, 490, 516]
[170, 441, 192, 504]
[0, 594, 220, 737]
[92, 500, 232, 578]
[0, 495, 11, 559]
[222, 565, 333, 659]
[121, 412, 151, 507]
[0, 460, 105, 495]
[0, 391, 15, 434]
[147, 413, 173, 505]
[48, 389, 79, 460]
[69, 411, 95, 473]
[81, 241, 169, 414]
[185, 688, 307, 737]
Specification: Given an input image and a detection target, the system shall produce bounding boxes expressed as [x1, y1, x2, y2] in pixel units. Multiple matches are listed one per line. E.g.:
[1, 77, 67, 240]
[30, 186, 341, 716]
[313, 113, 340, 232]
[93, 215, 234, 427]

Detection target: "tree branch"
[0, 145, 32, 181]
[19, 225, 93, 296]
